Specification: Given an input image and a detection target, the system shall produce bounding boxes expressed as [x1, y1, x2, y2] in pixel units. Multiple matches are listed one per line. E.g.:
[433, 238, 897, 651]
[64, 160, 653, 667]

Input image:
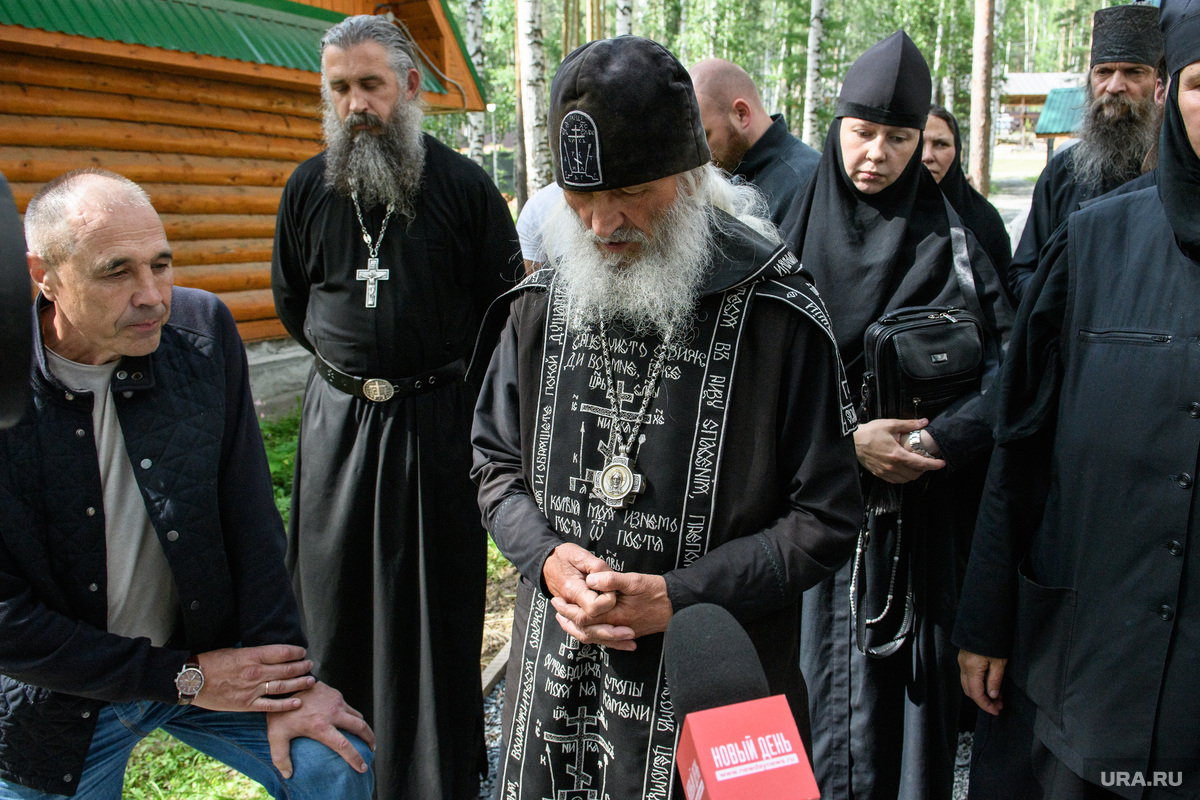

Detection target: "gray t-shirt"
[46, 349, 177, 647]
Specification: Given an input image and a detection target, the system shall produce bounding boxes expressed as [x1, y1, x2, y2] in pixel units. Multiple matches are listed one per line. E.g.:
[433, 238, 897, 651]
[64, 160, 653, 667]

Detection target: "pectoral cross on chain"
[356, 260, 389, 308]
[351, 193, 396, 309]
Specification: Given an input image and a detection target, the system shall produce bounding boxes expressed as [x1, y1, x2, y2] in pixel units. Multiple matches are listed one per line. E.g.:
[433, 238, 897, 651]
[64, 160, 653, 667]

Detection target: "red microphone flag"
[676, 695, 819, 800]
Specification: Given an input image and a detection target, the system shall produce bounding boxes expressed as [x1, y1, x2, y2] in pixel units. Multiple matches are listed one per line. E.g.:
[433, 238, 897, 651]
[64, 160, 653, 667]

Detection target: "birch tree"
[464, 0, 487, 167]
[801, 0, 825, 147]
[517, 0, 553, 196]
[616, 0, 633, 35]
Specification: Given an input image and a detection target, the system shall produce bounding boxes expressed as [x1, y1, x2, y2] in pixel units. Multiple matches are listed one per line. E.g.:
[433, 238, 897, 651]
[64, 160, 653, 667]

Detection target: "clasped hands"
[543, 542, 673, 651]
[193, 644, 374, 778]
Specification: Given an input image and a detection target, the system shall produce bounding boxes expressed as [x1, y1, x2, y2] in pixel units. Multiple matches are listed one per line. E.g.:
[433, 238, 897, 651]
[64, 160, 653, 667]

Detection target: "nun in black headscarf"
[953, 1, 1200, 796]
[922, 105, 1013, 292]
[780, 31, 1013, 800]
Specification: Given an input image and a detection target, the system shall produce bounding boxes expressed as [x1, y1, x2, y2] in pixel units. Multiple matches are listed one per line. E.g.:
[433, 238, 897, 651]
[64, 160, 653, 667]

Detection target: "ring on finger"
[264, 681, 271, 696]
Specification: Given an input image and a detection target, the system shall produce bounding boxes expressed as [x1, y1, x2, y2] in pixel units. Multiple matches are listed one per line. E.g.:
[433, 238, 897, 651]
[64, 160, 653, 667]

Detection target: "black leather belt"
[314, 350, 465, 402]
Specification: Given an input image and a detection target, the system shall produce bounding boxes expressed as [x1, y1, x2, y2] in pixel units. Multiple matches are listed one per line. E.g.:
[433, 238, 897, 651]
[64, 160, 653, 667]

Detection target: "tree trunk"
[801, 0, 825, 148]
[514, 33, 529, 210]
[464, 0, 486, 168]
[932, 0, 946, 106]
[562, 0, 580, 56]
[615, 0, 632, 36]
[518, 0, 554, 197]
[969, 0, 995, 196]
[587, 0, 604, 41]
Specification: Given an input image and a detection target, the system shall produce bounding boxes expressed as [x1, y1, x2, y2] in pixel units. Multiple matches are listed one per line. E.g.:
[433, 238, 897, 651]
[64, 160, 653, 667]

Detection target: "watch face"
[176, 667, 204, 695]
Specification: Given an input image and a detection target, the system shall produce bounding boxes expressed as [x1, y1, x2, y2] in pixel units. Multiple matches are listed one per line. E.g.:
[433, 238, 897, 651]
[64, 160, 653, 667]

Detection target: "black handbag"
[851, 217, 989, 658]
[860, 305, 985, 423]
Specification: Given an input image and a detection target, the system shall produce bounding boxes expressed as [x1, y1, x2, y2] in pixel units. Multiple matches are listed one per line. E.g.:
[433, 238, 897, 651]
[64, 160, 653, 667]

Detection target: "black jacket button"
[1159, 604, 1175, 621]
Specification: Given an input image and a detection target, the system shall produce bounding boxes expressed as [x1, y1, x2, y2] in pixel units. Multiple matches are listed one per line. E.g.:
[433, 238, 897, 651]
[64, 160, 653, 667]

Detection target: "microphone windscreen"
[0, 173, 30, 429]
[664, 603, 770, 720]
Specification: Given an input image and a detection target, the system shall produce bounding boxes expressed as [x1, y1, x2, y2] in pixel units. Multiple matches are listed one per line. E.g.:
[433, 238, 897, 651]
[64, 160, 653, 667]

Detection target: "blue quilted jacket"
[0, 287, 304, 795]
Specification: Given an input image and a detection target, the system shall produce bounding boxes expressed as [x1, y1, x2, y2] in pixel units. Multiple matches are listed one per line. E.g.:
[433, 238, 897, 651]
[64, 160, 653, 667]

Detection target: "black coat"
[732, 114, 821, 229]
[955, 188, 1200, 796]
[1007, 145, 1137, 303]
[0, 289, 301, 795]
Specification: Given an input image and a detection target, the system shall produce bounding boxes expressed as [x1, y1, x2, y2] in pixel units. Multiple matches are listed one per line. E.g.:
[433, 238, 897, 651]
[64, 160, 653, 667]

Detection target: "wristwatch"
[175, 655, 204, 705]
[908, 429, 934, 458]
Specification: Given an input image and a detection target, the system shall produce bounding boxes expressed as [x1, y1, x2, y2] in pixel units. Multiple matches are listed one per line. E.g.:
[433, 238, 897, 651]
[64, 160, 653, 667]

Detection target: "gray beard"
[322, 99, 426, 216]
[544, 188, 714, 344]
[1071, 90, 1160, 190]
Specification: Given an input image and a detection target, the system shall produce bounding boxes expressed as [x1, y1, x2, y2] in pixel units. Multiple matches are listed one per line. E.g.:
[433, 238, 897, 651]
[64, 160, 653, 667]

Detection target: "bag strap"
[944, 197, 985, 325]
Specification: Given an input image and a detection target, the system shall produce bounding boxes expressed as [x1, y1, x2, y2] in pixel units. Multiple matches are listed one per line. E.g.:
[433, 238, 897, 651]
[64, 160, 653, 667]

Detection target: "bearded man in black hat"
[271, 14, 520, 800]
[1008, 3, 1165, 302]
[471, 35, 861, 799]
[956, 0, 1200, 796]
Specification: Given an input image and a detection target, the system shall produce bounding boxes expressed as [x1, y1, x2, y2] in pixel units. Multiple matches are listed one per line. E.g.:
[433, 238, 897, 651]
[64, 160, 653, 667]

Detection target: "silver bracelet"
[908, 429, 935, 458]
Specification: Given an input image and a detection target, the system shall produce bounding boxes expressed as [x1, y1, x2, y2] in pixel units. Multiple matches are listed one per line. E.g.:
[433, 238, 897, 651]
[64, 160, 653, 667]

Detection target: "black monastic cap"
[549, 36, 710, 191]
[1091, 4, 1163, 67]
[835, 31, 932, 130]
[1161, 0, 1200, 75]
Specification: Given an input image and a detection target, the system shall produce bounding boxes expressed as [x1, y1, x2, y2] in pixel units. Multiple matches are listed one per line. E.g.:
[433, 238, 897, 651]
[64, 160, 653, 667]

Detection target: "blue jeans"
[0, 701, 374, 799]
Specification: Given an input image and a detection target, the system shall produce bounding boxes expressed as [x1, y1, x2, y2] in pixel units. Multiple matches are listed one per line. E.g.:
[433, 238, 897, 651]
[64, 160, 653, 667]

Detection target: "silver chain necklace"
[352, 192, 395, 308]
[590, 321, 670, 508]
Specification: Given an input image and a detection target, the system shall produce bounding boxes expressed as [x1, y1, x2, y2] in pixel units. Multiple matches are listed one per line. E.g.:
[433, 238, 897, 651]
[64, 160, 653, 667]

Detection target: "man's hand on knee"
[194, 645, 315, 713]
[266, 681, 375, 779]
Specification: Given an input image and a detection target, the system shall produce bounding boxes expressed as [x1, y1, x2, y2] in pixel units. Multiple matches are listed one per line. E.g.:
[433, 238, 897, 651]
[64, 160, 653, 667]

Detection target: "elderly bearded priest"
[471, 36, 862, 799]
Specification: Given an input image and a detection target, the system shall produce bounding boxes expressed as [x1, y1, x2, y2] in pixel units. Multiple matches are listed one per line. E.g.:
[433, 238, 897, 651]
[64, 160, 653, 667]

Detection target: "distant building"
[0, 0, 486, 341]
[1000, 72, 1083, 141]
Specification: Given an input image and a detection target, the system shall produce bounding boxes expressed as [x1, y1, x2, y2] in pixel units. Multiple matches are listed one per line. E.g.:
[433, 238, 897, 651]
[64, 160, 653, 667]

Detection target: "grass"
[125, 404, 512, 792]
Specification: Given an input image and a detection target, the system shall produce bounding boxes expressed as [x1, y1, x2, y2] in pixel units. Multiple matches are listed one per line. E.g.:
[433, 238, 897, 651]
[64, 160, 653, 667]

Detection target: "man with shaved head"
[0, 168, 374, 799]
[690, 57, 820, 226]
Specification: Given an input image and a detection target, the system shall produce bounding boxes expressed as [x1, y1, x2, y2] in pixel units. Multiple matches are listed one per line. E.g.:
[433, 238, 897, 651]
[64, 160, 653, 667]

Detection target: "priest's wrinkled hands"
[548, 567, 672, 653]
[854, 417, 946, 483]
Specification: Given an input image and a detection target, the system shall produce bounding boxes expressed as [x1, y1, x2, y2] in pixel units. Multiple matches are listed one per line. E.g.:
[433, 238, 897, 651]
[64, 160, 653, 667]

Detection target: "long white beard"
[544, 189, 714, 344]
[322, 97, 426, 216]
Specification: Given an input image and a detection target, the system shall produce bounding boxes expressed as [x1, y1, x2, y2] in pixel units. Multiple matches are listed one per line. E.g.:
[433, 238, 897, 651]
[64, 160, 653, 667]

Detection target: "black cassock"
[1007, 145, 1139, 302]
[472, 218, 862, 800]
[272, 136, 520, 799]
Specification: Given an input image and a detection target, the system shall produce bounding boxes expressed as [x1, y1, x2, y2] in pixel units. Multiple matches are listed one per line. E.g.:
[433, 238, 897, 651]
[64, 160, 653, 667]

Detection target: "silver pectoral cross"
[356, 258, 389, 308]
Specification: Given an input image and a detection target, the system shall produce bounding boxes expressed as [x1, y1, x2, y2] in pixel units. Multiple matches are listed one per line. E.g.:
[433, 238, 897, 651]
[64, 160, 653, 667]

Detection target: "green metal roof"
[1035, 86, 1085, 135]
[0, 0, 447, 94]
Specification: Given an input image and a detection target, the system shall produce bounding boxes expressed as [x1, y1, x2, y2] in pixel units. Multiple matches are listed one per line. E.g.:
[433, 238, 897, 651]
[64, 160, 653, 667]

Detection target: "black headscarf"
[932, 111, 1013, 286]
[781, 32, 1010, 392]
[1157, 0, 1200, 260]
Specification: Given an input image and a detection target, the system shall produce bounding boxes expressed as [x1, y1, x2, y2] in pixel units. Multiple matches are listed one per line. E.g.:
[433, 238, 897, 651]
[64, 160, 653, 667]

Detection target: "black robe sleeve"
[471, 307, 567, 587]
[953, 227, 1072, 658]
[272, 165, 316, 354]
[660, 303, 862, 618]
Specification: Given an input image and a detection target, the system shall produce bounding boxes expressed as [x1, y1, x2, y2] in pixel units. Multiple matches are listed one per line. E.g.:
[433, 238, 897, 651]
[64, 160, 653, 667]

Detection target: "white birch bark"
[518, 0, 554, 194]
[465, 0, 486, 167]
[615, 0, 633, 36]
[801, 0, 825, 148]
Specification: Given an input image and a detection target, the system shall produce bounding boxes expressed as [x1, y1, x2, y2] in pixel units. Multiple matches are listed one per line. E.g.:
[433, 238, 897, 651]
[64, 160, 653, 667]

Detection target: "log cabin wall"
[0, 0, 484, 343]
[0, 45, 323, 341]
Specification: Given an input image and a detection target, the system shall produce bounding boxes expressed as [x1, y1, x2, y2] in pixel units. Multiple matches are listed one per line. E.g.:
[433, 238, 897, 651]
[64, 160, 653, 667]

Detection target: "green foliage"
[259, 405, 301, 524]
[124, 731, 267, 799]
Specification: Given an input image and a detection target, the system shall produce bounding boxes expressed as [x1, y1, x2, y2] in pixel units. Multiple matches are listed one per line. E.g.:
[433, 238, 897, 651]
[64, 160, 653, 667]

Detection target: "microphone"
[664, 602, 770, 718]
[665, 604, 818, 800]
[0, 173, 31, 430]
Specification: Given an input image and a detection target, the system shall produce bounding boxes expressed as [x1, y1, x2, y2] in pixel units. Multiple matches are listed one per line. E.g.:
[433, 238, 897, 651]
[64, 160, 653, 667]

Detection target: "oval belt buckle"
[362, 378, 395, 402]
